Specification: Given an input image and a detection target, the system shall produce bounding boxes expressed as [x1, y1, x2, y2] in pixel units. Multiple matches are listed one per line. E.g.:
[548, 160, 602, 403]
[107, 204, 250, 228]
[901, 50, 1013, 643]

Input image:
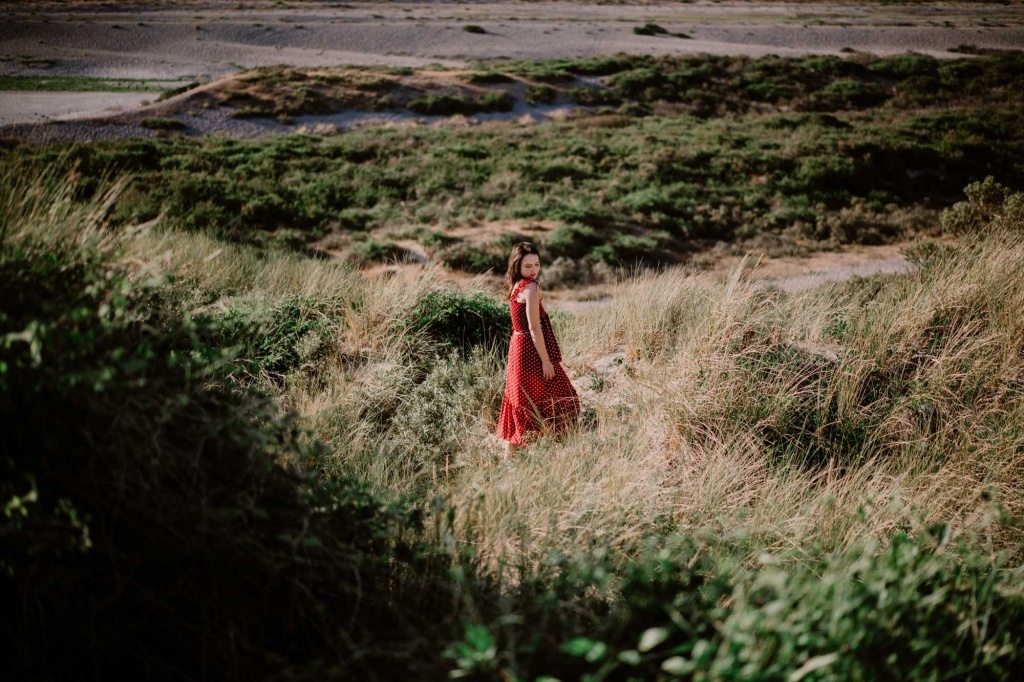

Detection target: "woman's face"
[519, 253, 541, 280]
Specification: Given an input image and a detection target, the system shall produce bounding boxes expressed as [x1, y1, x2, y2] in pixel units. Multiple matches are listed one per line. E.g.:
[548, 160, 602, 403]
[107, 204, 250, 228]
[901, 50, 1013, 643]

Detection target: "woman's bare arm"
[522, 282, 555, 379]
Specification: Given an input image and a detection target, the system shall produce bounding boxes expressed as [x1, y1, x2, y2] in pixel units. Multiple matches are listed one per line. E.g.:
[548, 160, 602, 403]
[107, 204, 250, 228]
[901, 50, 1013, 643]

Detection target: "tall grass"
[267, 180, 1024, 571]
[4, 164, 1024, 678]
[34, 159, 1020, 567]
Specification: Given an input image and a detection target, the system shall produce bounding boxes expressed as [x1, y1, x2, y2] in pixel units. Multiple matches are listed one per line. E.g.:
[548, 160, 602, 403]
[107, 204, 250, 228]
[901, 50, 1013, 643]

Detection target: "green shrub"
[464, 71, 514, 85]
[520, 160, 594, 184]
[418, 229, 459, 252]
[480, 91, 515, 113]
[542, 222, 602, 260]
[462, 24, 487, 34]
[389, 350, 502, 470]
[900, 239, 959, 270]
[732, 342, 871, 468]
[451, 529, 1024, 681]
[526, 84, 557, 105]
[590, 233, 662, 265]
[407, 289, 510, 355]
[0, 241, 458, 680]
[803, 79, 890, 111]
[567, 86, 620, 106]
[940, 175, 1024, 236]
[505, 61, 576, 83]
[347, 237, 408, 266]
[436, 242, 506, 274]
[196, 295, 339, 381]
[610, 67, 673, 101]
[408, 92, 513, 116]
[156, 80, 202, 102]
[869, 52, 939, 79]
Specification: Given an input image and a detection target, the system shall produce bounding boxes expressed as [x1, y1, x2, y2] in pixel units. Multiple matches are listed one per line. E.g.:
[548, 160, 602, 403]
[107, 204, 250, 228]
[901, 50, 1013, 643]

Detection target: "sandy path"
[547, 244, 915, 313]
[2, 1, 1022, 128]
[0, 91, 160, 124]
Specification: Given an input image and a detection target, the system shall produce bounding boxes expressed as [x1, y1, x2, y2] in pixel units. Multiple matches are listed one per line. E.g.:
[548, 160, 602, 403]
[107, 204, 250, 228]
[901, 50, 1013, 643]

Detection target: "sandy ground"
[2, 1, 1022, 130]
[0, 91, 160, 124]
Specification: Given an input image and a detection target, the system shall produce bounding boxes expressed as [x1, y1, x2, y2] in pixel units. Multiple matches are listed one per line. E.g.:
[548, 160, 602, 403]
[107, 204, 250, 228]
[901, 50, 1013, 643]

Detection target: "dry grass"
[39, 163, 1023, 576]
[275, 227, 1024, 572]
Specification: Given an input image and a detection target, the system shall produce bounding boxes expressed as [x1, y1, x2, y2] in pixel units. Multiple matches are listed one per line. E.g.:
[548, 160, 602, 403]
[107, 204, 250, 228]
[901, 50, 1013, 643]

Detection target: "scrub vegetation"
[4, 51, 1024, 680]
[5, 52, 1023, 279]
[0, 75, 185, 92]
[4, 162, 1024, 682]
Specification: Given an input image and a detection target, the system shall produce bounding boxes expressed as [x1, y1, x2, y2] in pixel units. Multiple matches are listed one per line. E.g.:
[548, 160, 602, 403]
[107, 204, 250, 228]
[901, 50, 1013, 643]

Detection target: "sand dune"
[1, 1, 1022, 135]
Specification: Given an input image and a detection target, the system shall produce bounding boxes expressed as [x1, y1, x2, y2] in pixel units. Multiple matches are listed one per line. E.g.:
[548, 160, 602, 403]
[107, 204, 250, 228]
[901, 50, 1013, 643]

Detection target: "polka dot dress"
[497, 277, 581, 445]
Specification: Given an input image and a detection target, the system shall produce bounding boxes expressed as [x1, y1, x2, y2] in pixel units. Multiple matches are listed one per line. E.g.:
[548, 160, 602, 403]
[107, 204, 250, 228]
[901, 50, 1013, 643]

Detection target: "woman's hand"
[542, 360, 555, 380]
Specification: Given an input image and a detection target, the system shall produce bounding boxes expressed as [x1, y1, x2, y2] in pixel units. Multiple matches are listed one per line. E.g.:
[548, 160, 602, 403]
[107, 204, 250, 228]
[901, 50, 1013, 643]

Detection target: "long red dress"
[497, 277, 581, 445]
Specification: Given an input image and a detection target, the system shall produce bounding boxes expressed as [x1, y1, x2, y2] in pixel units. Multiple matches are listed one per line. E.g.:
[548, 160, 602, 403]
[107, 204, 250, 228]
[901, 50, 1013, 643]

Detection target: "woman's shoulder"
[512, 278, 539, 293]
[519, 279, 540, 298]
[512, 278, 539, 302]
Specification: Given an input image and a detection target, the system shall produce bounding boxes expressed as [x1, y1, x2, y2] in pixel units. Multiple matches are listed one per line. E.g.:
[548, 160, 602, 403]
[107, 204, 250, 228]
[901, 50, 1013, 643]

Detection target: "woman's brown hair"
[502, 242, 541, 299]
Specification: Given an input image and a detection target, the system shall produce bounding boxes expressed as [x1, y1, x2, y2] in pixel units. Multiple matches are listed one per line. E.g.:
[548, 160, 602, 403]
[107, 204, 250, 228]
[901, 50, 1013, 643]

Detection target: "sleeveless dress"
[496, 278, 581, 445]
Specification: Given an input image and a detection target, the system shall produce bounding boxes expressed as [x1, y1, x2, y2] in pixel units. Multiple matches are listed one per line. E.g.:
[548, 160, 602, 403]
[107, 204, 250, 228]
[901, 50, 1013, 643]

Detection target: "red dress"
[497, 278, 581, 445]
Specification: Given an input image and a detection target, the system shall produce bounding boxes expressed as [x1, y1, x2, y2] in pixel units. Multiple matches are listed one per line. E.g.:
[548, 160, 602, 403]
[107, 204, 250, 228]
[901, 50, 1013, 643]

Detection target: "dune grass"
[4, 157, 1024, 679]
[5, 58, 1024, 676]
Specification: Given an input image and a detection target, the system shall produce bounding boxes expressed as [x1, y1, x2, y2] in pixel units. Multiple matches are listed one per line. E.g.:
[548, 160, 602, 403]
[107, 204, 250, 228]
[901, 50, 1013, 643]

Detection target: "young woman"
[496, 242, 580, 456]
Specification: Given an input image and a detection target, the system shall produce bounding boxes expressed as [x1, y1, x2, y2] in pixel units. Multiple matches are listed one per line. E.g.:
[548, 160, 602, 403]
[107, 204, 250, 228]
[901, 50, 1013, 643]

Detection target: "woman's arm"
[522, 282, 555, 380]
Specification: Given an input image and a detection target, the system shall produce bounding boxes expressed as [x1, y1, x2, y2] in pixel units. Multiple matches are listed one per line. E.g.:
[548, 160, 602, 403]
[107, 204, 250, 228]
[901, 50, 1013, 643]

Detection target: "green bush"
[196, 295, 339, 381]
[156, 80, 202, 102]
[480, 91, 515, 113]
[803, 79, 890, 111]
[408, 92, 513, 116]
[464, 71, 514, 85]
[633, 23, 669, 37]
[542, 222, 602, 260]
[451, 530, 1024, 681]
[389, 350, 502, 470]
[940, 175, 1022, 236]
[526, 84, 557, 105]
[590, 233, 663, 265]
[436, 242, 506, 274]
[0, 241, 458, 680]
[869, 52, 939, 79]
[407, 289, 510, 355]
[610, 67, 673, 101]
[347, 237, 408, 266]
[567, 86, 621, 106]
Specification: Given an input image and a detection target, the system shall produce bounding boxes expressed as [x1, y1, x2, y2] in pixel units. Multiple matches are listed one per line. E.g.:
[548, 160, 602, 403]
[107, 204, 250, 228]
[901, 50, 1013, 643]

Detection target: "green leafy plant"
[406, 289, 510, 355]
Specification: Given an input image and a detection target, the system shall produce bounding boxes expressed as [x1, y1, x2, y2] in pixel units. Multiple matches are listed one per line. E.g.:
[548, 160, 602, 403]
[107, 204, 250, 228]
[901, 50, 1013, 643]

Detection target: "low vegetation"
[3, 159, 1024, 679]
[5, 52, 1022, 279]
[4, 57, 1024, 679]
[0, 75, 185, 92]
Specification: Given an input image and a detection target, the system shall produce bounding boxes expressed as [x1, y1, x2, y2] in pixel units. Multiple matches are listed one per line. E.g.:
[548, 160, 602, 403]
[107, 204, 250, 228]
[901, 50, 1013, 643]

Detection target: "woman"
[496, 242, 580, 457]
